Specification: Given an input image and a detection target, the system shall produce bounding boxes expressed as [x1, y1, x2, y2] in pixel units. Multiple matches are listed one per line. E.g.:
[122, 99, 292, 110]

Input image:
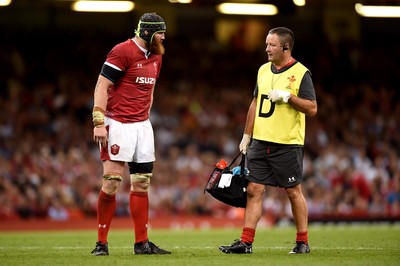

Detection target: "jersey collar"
[131, 38, 151, 59]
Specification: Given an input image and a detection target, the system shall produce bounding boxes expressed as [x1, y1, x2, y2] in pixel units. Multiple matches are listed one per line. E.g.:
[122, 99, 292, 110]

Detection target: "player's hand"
[239, 134, 251, 154]
[268, 90, 291, 103]
[93, 126, 108, 149]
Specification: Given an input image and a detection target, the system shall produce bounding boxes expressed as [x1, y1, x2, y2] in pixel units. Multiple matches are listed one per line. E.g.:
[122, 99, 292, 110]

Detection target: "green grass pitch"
[0, 224, 399, 266]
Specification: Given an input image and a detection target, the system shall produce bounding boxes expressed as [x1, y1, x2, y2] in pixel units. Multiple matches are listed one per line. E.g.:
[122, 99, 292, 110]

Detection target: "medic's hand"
[268, 90, 291, 103]
[239, 134, 251, 154]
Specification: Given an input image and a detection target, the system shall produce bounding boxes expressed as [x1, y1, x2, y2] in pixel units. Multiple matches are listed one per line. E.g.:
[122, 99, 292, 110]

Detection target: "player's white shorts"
[100, 117, 155, 163]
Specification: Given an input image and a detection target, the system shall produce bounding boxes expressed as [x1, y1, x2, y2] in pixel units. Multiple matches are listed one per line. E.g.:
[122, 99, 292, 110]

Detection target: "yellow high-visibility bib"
[253, 62, 309, 145]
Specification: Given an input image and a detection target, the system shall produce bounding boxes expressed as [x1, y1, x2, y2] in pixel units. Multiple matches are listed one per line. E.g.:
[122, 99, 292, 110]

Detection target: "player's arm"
[93, 62, 123, 121]
[94, 75, 113, 113]
[93, 75, 114, 148]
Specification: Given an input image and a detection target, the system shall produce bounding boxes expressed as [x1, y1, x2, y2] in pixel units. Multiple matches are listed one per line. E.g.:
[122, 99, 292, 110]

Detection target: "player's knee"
[128, 162, 153, 192]
[103, 173, 123, 181]
[130, 173, 152, 191]
[102, 174, 123, 194]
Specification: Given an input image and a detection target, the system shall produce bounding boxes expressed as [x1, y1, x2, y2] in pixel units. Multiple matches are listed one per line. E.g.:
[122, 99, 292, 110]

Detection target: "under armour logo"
[98, 224, 107, 228]
[137, 63, 143, 68]
[288, 177, 296, 183]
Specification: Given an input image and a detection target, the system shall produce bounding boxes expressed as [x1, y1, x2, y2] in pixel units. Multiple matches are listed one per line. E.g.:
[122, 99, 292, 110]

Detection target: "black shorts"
[246, 139, 304, 188]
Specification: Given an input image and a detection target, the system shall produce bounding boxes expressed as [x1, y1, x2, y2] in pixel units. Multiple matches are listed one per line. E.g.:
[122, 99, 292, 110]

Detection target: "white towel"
[218, 173, 232, 188]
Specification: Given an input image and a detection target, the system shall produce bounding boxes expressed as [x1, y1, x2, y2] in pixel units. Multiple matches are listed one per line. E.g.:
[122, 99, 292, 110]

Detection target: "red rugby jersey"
[104, 39, 162, 123]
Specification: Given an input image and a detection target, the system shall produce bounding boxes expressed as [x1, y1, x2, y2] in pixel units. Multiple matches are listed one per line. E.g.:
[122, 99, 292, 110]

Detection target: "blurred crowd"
[0, 26, 399, 224]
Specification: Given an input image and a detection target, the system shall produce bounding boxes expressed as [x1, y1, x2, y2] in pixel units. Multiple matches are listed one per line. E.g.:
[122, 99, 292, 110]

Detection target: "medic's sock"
[296, 231, 308, 244]
[97, 190, 116, 244]
[240, 227, 256, 244]
[130, 191, 149, 243]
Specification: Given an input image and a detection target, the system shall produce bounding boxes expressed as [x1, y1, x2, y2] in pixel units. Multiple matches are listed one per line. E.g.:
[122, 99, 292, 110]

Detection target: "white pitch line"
[0, 246, 389, 251]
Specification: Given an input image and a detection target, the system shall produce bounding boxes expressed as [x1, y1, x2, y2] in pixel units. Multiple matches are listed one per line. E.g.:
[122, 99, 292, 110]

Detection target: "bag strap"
[228, 151, 243, 168]
[239, 153, 245, 175]
[229, 152, 246, 176]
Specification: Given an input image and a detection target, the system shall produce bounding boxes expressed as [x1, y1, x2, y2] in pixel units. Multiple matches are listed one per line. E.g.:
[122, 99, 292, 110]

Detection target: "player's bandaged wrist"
[92, 106, 105, 127]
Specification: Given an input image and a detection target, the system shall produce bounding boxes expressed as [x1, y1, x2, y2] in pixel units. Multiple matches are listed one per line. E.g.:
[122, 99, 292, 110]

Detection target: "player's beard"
[149, 39, 165, 55]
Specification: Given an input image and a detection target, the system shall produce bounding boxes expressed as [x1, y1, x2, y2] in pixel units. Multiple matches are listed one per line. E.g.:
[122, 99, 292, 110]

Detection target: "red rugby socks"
[241, 227, 256, 244]
[97, 190, 116, 244]
[296, 231, 308, 243]
[130, 191, 149, 243]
